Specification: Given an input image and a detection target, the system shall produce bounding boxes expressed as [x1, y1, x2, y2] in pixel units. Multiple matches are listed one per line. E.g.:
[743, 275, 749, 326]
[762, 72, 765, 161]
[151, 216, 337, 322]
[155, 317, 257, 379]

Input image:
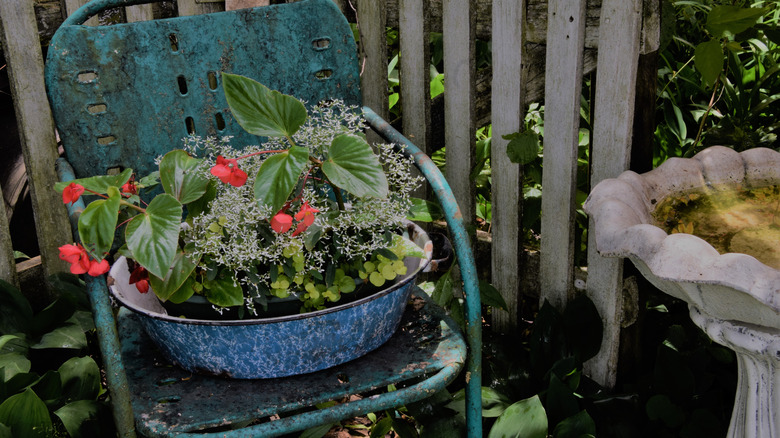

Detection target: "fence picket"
[357, 0, 388, 145]
[0, 0, 71, 284]
[442, 0, 475, 228]
[125, 4, 154, 22]
[539, 0, 588, 309]
[584, 0, 643, 388]
[0, 184, 18, 288]
[398, 0, 430, 154]
[490, 0, 524, 332]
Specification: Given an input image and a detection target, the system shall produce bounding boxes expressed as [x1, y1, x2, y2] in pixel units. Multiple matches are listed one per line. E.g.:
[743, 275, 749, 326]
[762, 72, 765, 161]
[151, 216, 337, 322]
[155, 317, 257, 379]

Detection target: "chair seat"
[116, 289, 466, 437]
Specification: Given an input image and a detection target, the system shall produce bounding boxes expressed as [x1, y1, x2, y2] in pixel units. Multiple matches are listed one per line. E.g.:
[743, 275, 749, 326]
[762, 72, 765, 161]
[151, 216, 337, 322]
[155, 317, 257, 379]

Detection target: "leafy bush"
[0, 276, 114, 437]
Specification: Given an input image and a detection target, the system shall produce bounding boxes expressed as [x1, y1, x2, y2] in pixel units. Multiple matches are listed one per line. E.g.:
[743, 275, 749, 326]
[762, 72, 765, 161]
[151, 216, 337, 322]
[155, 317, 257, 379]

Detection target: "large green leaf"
[54, 168, 133, 195]
[125, 194, 183, 279]
[253, 145, 310, 213]
[58, 357, 100, 402]
[78, 186, 121, 260]
[54, 400, 110, 438]
[159, 150, 209, 204]
[148, 244, 199, 302]
[0, 388, 54, 438]
[552, 410, 596, 438]
[222, 73, 308, 138]
[706, 6, 769, 38]
[31, 322, 86, 350]
[488, 395, 548, 438]
[694, 39, 724, 88]
[204, 275, 244, 308]
[0, 353, 31, 381]
[505, 131, 540, 165]
[481, 387, 511, 418]
[321, 134, 388, 198]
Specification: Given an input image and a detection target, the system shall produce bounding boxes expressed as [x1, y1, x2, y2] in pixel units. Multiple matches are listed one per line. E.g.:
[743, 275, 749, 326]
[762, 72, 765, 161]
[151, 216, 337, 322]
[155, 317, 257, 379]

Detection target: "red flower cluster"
[58, 243, 110, 276]
[270, 202, 320, 236]
[62, 182, 85, 205]
[210, 156, 248, 187]
[121, 180, 138, 196]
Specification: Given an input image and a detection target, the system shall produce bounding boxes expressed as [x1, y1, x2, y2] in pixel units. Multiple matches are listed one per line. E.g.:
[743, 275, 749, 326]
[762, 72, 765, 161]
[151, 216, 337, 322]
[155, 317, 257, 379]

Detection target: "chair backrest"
[44, 0, 360, 178]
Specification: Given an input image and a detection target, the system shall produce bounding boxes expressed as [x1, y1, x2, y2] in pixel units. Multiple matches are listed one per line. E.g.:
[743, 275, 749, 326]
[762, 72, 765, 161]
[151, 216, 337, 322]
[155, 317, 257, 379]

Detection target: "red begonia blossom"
[292, 202, 320, 236]
[129, 265, 150, 294]
[62, 182, 85, 205]
[58, 243, 109, 276]
[210, 156, 248, 187]
[121, 180, 138, 196]
[270, 212, 293, 233]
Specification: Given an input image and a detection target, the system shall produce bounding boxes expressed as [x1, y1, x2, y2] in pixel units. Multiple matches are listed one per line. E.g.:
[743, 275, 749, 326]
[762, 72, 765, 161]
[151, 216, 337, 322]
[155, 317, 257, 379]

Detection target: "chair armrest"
[362, 106, 483, 438]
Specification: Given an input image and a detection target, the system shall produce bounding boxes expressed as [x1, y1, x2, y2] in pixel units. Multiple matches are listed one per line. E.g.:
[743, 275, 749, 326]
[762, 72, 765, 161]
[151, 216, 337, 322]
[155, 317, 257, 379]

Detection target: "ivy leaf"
[54, 168, 133, 195]
[321, 133, 388, 199]
[159, 150, 209, 204]
[694, 39, 724, 88]
[253, 145, 310, 213]
[222, 73, 308, 138]
[78, 186, 121, 260]
[505, 131, 540, 165]
[706, 6, 769, 38]
[125, 194, 182, 279]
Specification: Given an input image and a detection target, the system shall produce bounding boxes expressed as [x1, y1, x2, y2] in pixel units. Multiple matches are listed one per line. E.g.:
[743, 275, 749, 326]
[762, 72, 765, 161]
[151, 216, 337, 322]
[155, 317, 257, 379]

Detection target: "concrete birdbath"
[585, 146, 780, 438]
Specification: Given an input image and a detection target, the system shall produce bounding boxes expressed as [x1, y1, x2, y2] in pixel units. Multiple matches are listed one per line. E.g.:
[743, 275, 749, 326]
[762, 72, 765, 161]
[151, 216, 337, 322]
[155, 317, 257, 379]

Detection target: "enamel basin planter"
[108, 222, 433, 379]
[585, 146, 780, 438]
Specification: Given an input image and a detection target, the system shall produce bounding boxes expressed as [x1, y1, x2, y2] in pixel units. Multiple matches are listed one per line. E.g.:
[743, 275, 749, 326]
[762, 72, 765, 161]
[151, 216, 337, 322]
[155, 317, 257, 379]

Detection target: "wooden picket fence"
[0, 0, 659, 387]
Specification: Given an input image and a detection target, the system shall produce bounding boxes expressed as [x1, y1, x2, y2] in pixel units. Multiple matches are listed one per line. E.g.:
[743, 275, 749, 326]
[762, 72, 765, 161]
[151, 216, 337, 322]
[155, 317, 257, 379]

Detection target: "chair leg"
[86, 276, 137, 438]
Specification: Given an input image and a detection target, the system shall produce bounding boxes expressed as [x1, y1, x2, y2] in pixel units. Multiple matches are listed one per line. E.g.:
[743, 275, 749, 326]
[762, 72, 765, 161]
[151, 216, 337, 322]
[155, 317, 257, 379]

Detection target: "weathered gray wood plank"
[356, 0, 389, 125]
[226, 0, 269, 11]
[176, 0, 223, 16]
[490, 0, 524, 332]
[442, 0, 475, 228]
[64, 0, 97, 24]
[0, 0, 71, 283]
[584, 0, 643, 388]
[0, 183, 19, 288]
[539, 0, 588, 309]
[398, 0, 430, 198]
[125, 4, 154, 22]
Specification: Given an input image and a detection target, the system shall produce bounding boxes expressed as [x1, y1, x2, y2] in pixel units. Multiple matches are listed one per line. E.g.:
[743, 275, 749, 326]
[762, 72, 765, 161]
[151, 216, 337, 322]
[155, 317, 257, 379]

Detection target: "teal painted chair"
[45, 0, 482, 436]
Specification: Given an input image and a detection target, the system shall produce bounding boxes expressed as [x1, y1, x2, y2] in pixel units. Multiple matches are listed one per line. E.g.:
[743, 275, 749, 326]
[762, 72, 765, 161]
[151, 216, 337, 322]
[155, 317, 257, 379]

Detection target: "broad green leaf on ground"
[482, 387, 511, 418]
[125, 194, 182, 279]
[552, 410, 596, 438]
[31, 321, 86, 350]
[488, 394, 548, 438]
[78, 186, 121, 260]
[253, 145, 310, 213]
[0, 388, 53, 438]
[148, 243, 199, 301]
[159, 150, 209, 204]
[706, 6, 769, 38]
[321, 134, 388, 199]
[694, 39, 724, 87]
[0, 353, 30, 381]
[55, 400, 108, 438]
[54, 168, 133, 195]
[222, 73, 307, 138]
[58, 357, 100, 402]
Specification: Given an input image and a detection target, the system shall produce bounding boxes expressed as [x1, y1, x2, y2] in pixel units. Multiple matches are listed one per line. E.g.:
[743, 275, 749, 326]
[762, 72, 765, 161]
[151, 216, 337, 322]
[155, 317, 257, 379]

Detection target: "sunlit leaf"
[488, 395, 547, 438]
[54, 168, 133, 196]
[222, 73, 307, 138]
[694, 39, 724, 87]
[321, 134, 388, 198]
[706, 6, 769, 38]
[78, 186, 121, 260]
[159, 150, 209, 204]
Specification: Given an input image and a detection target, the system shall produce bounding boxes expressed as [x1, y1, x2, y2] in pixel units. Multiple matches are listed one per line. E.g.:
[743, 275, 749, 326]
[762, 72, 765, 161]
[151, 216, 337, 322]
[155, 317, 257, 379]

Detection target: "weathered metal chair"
[44, 0, 482, 436]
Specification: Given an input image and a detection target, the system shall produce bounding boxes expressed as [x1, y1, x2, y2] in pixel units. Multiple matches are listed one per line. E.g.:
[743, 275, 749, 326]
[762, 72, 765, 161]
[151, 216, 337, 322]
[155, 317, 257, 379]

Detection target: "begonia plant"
[56, 73, 423, 314]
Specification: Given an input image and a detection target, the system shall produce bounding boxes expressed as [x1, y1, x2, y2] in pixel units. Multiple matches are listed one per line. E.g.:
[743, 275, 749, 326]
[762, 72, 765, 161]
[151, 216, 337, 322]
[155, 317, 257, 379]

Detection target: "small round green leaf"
[204, 276, 244, 308]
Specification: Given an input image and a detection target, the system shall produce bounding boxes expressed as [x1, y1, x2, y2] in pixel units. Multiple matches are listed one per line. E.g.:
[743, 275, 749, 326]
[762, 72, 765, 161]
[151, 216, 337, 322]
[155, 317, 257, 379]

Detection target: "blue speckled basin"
[108, 222, 433, 379]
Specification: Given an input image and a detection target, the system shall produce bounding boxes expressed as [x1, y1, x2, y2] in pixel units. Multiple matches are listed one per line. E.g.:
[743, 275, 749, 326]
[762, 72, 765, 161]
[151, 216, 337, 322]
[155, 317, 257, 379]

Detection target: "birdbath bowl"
[585, 146, 780, 438]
